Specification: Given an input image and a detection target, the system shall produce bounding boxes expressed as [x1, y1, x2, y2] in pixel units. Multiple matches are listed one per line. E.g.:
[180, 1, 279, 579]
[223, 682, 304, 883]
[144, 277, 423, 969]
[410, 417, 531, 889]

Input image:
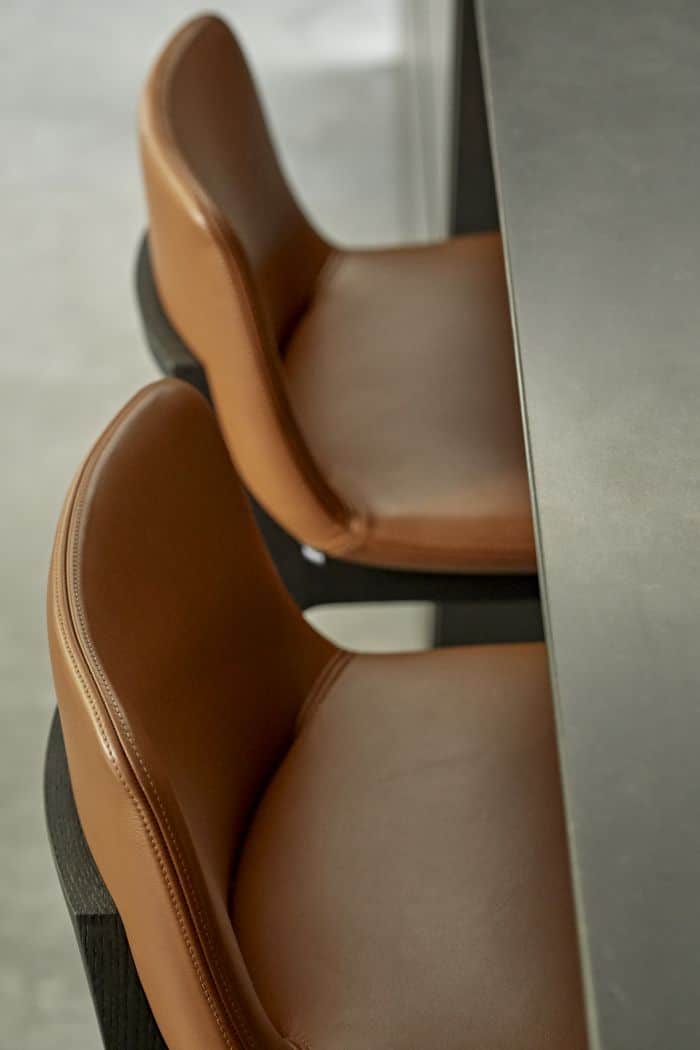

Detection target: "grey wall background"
[0, 2, 453, 1046]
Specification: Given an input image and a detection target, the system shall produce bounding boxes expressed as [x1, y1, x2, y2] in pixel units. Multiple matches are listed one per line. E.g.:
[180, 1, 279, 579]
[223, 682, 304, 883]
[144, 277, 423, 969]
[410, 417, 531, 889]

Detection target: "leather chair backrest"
[140, 15, 359, 555]
[48, 380, 334, 1049]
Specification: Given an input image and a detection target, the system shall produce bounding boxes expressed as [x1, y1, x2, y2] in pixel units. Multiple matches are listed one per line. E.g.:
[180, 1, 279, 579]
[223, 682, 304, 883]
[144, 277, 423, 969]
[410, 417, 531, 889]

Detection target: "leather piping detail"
[303, 247, 344, 303]
[52, 589, 236, 1049]
[57, 385, 259, 1050]
[147, 16, 369, 558]
[294, 650, 354, 738]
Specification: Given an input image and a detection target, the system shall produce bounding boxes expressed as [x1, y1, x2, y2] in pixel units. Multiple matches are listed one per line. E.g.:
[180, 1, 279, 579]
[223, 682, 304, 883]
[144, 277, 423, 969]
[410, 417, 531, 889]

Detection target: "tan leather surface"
[48, 380, 334, 1050]
[48, 380, 585, 1048]
[140, 16, 360, 559]
[285, 234, 536, 571]
[139, 15, 536, 572]
[234, 643, 586, 1050]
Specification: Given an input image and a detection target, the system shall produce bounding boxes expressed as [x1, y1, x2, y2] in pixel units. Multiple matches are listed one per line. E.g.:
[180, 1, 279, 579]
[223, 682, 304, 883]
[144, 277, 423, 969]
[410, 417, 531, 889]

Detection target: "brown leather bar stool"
[46, 380, 586, 1050]
[135, 14, 541, 644]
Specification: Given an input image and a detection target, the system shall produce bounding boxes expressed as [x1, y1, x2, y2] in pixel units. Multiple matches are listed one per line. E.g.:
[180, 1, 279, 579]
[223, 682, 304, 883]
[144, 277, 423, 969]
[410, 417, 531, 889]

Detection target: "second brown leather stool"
[46, 380, 586, 1050]
[136, 15, 540, 642]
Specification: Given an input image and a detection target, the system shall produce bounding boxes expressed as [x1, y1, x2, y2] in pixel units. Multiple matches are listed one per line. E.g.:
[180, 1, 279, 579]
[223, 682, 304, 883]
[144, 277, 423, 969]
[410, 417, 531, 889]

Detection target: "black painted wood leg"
[433, 598, 543, 648]
[44, 710, 168, 1050]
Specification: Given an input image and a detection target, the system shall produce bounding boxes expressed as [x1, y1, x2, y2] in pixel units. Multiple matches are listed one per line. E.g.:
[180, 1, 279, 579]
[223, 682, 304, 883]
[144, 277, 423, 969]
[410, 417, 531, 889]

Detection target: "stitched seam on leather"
[308, 247, 344, 297]
[204, 211, 364, 554]
[67, 420, 258, 1050]
[57, 385, 255, 1050]
[294, 650, 354, 737]
[150, 22, 367, 553]
[52, 511, 235, 1049]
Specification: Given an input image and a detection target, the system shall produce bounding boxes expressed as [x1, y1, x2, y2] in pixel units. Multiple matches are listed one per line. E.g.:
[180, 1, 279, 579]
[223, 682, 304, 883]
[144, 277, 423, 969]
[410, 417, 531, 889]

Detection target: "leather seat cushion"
[283, 233, 536, 572]
[233, 643, 586, 1050]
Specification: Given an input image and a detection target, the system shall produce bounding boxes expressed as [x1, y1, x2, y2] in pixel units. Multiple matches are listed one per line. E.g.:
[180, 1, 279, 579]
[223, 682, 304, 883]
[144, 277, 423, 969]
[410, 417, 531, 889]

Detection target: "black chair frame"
[44, 710, 168, 1049]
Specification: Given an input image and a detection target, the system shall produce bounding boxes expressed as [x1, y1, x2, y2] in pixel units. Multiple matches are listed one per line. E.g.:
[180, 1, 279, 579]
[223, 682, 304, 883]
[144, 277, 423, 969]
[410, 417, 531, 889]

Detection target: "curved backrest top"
[48, 380, 333, 1048]
[139, 14, 358, 556]
[140, 13, 329, 346]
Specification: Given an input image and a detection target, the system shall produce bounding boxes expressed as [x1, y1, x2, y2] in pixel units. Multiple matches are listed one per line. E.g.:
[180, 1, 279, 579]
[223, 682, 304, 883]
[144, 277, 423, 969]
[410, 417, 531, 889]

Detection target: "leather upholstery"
[48, 380, 586, 1049]
[285, 235, 535, 571]
[235, 645, 587, 1050]
[139, 14, 536, 572]
[48, 381, 333, 1050]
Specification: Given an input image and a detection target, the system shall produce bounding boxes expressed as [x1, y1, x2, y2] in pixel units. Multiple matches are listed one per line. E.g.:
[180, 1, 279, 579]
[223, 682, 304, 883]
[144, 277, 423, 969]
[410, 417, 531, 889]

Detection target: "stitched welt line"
[67, 451, 257, 1050]
[204, 207, 363, 542]
[55, 386, 252, 1049]
[53, 549, 235, 1050]
[151, 47, 362, 544]
[294, 650, 354, 737]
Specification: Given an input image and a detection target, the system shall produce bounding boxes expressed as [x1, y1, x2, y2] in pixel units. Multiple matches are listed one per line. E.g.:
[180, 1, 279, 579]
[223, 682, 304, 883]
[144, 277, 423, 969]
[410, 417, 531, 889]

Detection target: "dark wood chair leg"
[433, 598, 543, 647]
[44, 709, 168, 1050]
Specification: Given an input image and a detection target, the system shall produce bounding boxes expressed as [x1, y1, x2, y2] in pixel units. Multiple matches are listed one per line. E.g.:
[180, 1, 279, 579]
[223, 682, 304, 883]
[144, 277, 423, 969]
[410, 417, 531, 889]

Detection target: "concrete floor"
[0, 2, 444, 1045]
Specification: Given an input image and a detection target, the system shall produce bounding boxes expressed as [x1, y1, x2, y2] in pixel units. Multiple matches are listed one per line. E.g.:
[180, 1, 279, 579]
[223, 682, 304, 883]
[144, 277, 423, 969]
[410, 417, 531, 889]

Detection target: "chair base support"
[44, 710, 167, 1050]
[433, 596, 544, 646]
[135, 233, 543, 647]
[252, 499, 544, 643]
